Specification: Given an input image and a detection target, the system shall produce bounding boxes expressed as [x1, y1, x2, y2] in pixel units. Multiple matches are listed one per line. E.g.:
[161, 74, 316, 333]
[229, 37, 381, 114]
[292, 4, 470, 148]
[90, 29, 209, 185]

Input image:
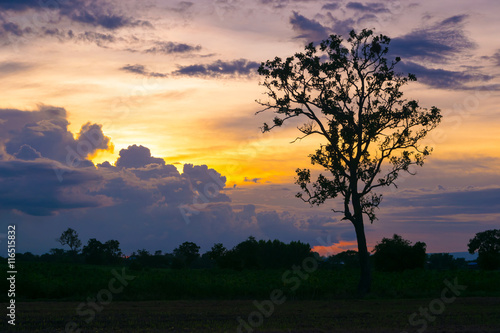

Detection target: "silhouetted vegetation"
[257, 28, 442, 294]
[2, 229, 498, 304]
[372, 234, 426, 272]
[427, 253, 468, 270]
[468, 229, 500, 270]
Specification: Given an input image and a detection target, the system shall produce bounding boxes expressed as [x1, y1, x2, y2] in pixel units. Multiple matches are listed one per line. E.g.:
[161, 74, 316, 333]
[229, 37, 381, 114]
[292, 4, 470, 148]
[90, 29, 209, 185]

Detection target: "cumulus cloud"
[14, 144, 42, 160]
[0, 159, 107, 216]
[115, 145, 165, 169]
[0, 105, 111, 164]
[172, 59, 259, 77]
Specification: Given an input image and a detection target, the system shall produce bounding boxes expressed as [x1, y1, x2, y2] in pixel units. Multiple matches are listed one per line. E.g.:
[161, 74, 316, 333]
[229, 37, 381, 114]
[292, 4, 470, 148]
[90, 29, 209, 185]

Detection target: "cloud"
[290, 11, 329, 42]
[244, 177, 262, 183]
[172, 59, 260, 77]
[0, 159, 108, 216]
[390, 15, 475, 63]
[144, 41, 202, 55]
[115, 145, 165, 169]
[322, 3, 341, 10]
[0, 105, 111, 164]
[14, 144, 42, 160]
[329, 16, 355, 37]
[397, 61, 496, 90]
[1, 21, 31, 36]
[0, 0, 152, 31]
[120, 64, 167, 78]
[0, 61, 33, 75]
[345, 2, 389, 13]
[482, 49, 500, 67]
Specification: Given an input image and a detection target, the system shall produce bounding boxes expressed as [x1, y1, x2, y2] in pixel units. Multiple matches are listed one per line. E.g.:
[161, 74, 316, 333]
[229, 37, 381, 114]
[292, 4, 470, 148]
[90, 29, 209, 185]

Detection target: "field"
[8, 298, 500, 332]
[3, 262, 500, 332]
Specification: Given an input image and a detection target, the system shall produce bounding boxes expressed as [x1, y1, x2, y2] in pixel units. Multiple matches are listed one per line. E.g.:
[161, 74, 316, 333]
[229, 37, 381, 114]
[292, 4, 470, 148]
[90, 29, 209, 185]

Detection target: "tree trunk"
[353, 218, 371, 295]
[352, 192, 371, 296]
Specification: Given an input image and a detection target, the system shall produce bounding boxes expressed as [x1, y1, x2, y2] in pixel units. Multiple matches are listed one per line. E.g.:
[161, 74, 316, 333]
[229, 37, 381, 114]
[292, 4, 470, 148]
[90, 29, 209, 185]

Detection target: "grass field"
[4, 261, 500, 301]
[7, 298, 500, 332]
[4, 262, 500, 332]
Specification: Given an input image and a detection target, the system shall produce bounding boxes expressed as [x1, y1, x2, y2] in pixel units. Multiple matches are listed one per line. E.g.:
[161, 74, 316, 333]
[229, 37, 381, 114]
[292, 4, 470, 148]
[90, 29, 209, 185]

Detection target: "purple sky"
[0, 0, 499, 255]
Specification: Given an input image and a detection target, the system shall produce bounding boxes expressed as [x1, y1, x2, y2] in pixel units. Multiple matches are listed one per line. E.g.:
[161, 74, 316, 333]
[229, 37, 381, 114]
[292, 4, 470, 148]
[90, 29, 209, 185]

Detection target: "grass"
[4, 262, 500, 332]
[4, 261, 500, 302]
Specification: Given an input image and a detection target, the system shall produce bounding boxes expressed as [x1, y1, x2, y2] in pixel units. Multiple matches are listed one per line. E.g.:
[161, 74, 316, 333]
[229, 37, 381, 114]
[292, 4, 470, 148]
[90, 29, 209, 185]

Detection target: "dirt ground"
[6, 297, 500, 332]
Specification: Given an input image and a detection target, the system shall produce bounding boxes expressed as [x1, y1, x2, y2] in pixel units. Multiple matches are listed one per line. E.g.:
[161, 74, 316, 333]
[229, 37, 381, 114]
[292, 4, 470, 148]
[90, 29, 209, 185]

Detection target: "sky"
[0, 0, 499, 256]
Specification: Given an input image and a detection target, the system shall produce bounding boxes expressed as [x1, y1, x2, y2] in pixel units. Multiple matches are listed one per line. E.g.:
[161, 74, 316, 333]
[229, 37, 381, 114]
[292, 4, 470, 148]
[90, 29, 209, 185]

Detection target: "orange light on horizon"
[312, 241, 367, 257]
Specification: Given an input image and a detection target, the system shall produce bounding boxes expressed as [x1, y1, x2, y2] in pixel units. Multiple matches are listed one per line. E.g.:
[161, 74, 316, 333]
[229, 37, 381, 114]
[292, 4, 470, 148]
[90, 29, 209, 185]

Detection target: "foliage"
[82, 238, 123, 265]
[257, 28, 441, 293]
[427, 253, 468, 270]
[173, 241, 201, 268]
[322, 250, 360, 269]
[468, 229, 500, 270]
[372, 234, 426, 272]
[3, 260, 500, 302]
[56, 227, 82, 252]
[217, 237, 314, 270]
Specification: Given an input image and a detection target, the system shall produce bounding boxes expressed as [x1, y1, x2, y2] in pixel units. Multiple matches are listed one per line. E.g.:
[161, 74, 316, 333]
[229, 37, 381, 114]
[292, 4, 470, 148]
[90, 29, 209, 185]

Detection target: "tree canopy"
[257, 29, 441, 293]
[468, 229, 500, 270]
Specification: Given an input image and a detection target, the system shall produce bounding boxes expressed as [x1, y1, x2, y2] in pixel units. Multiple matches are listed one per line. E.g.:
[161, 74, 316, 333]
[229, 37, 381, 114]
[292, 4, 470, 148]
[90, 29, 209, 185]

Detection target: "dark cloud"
[290, 11, 329, 42]
[0, 159, 107, 216]
[172, 59, 259, 77]
[385, 187, 500, 217]
[115, 145, 165, 169]
[144, 41, 202, 55]
[0, 0, 152, 31]
[1, 21, 31, 36]
[322, 3, 340, 10]
[346, 2, 389, 13]
[0, 105, 111, 165]
[391, 15, 475, 63]
[0, 0, 40, 11]
[397, 61, 495, 90]
[120, 64, 167, 78]
[14, 144, 42, 160]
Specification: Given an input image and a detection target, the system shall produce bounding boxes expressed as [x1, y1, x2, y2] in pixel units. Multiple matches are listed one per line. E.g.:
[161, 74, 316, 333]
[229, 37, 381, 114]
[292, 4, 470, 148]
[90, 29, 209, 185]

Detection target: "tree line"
[11, 228, 500, 271]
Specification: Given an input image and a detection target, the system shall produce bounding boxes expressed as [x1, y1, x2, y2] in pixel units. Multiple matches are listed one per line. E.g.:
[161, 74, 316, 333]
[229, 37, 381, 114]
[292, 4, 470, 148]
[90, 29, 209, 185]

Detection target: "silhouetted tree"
[173, 241, 200, 268]
[326, 250, 359, 269]
[468, 229, 500, 270]
[427, 253, 467, 270]
[56, 228, 82, 253]
[257, 29, 441, 294]
[372, 234, 426, 271]
[82, 238, 122, 265]
[206, 243, 227, 267]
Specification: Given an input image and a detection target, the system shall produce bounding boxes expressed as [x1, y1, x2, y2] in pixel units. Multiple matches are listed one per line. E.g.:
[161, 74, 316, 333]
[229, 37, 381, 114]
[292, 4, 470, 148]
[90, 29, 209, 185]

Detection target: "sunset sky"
[1, 0, 499, 256]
